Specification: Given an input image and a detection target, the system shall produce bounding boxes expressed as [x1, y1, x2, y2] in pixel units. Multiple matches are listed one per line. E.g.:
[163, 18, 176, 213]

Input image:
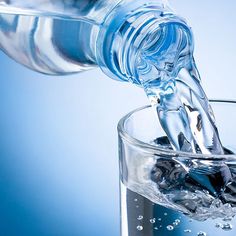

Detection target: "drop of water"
[222, 223, 233, 231]
[137, 215, 143, 220]
[134, 198, 138, 202]
[164, 213, 168, 216]
[150, 218, 156, 224]
[197, 231, 207, 236]
[167, 225, 174, 231]
[184, 229, 191, 233]
[136, 205, 139, 208]
[137, 225, 143, 231]
[158, 218, 162, 221]
[154, 227, 158, 230]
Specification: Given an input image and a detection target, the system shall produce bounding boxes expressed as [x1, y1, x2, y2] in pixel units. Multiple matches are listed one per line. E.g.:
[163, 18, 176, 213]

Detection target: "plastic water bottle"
[0, 0, 186, 84]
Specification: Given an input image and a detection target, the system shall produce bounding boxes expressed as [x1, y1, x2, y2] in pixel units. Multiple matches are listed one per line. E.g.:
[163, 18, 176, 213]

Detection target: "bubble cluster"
[173, 219, 180, 226]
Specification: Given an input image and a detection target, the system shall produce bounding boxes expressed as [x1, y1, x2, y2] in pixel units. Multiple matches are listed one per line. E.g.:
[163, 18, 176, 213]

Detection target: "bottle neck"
[96, 0, 191, 84]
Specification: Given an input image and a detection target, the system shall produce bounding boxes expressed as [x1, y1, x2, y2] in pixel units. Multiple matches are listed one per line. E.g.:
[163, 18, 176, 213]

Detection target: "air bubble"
[137, 225, 143, 231]
[164, 213, 168, 216]
[137, 215, 143, 220]
[197, 231, 206, 236]
[222, 223, 233, 231]
[158, 218, 162, 221]
[167, 225, 174, 231]
[154, 227, 158, 230]
[184, 229, 191, 233]
[150, 218, 156, 224]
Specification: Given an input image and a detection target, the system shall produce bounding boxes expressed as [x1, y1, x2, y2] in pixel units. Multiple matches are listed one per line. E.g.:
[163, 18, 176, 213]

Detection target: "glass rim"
[117, 99, 236, 160]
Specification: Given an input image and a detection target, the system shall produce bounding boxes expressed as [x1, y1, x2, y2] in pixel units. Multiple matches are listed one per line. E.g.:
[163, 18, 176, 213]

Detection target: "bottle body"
[0, 0, 183, 83]
[0, 0, 124, 75]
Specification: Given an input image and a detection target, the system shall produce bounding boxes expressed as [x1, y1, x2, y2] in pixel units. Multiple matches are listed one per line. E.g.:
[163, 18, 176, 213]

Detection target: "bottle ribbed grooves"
[96, 1, 188, 84]
[96, 1, 169, 82]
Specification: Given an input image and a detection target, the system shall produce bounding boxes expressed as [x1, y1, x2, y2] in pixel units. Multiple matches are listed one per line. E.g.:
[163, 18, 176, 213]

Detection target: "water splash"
[136, 19, 224, 155]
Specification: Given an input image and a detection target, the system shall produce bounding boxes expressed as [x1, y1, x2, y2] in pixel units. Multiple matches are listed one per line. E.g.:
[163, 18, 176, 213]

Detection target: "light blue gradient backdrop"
[0, 1, 236, 235]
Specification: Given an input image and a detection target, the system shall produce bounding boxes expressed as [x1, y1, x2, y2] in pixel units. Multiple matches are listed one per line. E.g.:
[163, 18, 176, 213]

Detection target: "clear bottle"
[0, 0, 188, 84]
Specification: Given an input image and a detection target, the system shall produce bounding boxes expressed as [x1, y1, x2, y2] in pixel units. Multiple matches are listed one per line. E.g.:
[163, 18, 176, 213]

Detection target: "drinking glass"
[118, 100, 236, 236]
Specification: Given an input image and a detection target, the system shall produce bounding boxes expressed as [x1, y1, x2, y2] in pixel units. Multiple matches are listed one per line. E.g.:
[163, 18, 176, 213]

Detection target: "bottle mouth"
[96, 1, 190, 84]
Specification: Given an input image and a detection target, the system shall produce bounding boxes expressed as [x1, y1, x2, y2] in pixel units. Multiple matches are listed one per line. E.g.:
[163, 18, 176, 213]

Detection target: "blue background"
[0, 1, 236, 235]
